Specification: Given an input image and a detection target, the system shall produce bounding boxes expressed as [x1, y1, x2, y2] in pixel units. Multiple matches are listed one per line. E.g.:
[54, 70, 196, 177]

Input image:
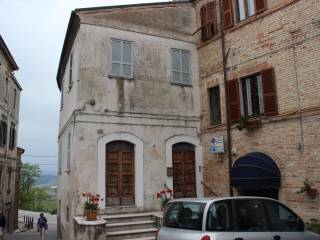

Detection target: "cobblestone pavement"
[6, 210, 57, 240]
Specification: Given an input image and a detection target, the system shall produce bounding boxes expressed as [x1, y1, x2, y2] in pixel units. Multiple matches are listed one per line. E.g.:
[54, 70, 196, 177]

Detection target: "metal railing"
[23, 216, 34, 229]
[200, 181, 218, 197]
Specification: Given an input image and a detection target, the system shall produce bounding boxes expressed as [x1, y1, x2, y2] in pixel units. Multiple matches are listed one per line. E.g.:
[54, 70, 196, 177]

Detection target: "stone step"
[106, 227, 158, 240]
[103, 212, 156, 224]
[106, 220, 156, 232]
[125, 237, 156, 240]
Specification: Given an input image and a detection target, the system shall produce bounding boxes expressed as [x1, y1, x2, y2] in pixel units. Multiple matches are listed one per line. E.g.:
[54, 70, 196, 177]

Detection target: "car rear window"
[163, 201, 206, 231]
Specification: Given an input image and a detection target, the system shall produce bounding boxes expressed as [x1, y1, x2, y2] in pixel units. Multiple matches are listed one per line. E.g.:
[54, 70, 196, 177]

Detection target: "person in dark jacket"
[37, 213, 47, 240]
[0, 211, 5, 240]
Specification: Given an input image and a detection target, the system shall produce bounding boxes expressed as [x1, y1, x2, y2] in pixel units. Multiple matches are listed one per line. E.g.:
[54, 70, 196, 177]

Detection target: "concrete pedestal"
[74, 217, 107, 240]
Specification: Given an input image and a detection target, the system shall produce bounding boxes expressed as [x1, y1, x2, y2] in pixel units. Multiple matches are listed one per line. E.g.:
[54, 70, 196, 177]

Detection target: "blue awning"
[230, 152, 281, 189]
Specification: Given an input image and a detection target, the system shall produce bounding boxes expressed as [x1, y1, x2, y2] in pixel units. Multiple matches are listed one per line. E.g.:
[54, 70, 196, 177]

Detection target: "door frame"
[165, 135, 204, 198]
[98, 132, 144, 209]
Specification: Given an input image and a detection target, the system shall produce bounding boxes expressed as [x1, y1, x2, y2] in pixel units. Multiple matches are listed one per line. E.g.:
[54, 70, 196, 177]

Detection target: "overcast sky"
[0, 0, 167, 175]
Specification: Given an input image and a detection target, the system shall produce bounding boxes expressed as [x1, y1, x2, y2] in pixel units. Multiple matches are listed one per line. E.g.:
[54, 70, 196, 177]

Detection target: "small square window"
[171, 49, 191, 85]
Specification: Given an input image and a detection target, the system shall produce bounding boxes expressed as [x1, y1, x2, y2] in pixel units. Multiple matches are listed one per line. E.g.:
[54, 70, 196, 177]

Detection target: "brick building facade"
[195, 0, 320, 220]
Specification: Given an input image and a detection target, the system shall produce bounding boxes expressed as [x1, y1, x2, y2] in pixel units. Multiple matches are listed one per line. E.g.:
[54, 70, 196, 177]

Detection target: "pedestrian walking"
[0, 211, 5, 240]
[37, 213, 48, 240]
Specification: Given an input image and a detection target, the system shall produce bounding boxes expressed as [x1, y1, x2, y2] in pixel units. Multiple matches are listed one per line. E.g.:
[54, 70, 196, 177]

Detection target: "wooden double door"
[172, 143, 197, 198]
[106, 141, 135, 206]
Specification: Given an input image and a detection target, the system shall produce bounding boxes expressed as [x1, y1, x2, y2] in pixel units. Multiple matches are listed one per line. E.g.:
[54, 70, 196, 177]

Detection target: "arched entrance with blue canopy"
[230, 152, 281, 199]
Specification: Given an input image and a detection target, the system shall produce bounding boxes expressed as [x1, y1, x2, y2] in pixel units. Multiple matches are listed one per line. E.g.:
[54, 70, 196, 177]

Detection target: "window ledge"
[108, 74, 134, 80]
[170, 82, 193, 87]
[208, 123, 223, 129]
[64, 170, 71, 175]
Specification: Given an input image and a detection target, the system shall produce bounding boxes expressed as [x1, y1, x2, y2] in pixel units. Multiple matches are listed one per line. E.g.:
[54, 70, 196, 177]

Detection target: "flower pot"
[85, 209, 98, 221]
[246, 119, 262, 130]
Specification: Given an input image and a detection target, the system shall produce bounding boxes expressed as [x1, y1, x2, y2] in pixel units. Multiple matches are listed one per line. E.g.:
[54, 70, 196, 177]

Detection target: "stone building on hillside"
[56, 2, 202, 239]
[195, 0, 320, 220]
[0, 34, 23, 233]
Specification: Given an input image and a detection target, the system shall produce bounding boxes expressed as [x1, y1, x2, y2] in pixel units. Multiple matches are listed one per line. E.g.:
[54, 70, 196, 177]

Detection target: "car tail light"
[155, 229, 159, 240]
[200, 235, 211, 240]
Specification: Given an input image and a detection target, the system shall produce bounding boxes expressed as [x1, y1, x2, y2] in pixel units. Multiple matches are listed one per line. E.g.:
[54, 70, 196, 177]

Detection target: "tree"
[20, 163, 41, 210]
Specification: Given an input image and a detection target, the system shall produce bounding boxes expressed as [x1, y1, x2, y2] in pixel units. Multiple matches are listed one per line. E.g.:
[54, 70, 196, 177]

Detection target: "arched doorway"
[230, 152, 281, 199]
[172, 142, 197, 198]
[105, 141, 135, 206]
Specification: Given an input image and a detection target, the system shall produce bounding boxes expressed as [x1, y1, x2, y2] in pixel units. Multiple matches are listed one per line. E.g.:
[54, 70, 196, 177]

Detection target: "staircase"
[104, 212, 160, 240]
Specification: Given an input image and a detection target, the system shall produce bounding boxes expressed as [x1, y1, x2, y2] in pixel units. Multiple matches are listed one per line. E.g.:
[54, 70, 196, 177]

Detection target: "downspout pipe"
[218, 0, 233, 196]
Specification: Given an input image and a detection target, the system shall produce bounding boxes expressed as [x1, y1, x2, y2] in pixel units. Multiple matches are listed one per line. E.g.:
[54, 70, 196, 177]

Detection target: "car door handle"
[274, 235, 281, 240]
[234, 238, 244, 240]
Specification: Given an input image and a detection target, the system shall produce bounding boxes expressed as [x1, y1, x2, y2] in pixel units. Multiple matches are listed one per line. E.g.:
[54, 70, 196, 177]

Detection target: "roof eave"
[56, 11, 77, 91]
[0, 35, 19, 71]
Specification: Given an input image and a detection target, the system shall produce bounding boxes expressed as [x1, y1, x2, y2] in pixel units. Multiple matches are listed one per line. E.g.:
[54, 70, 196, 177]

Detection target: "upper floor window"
[67, 131, 71, 172]
[241, 74, 264, 117]
[111, 39, 133, 78]
[171, 49, 191, 85]
[201, 1, 218, 41]
[9, 124, 16, 150]
[227, 68, 277, 123]
[7, 169, 12, 192]
[209, 86, 221, 125]
[4, 78, 9, 102]
[236, 0, 255, 21]
[13, 89, 17, 109]
[58, 140, 62, 174]
[68, 52, 73, 91]
[0, 121, 7, 146]
[223, 0, 267, 29]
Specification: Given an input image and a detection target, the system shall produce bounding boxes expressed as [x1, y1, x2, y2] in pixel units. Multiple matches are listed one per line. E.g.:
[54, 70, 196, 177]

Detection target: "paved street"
[6, 210, 57, 240]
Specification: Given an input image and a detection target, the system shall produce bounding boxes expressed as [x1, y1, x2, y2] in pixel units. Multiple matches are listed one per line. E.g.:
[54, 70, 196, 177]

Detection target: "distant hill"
[36, 175, 57, 187]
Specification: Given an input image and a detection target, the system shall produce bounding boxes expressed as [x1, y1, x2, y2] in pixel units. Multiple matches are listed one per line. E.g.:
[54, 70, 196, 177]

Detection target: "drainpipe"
[218, 0, 233, 196]
[292, 44, 304, 153]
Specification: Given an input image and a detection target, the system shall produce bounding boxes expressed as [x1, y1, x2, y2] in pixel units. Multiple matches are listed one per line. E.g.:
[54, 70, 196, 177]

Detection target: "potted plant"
[156, 189, 173, 211]
[236, 116, 262, 131]
[236, 116, 248, 131]
[296, 179, 318, 199]
[82, 192, 103, 221]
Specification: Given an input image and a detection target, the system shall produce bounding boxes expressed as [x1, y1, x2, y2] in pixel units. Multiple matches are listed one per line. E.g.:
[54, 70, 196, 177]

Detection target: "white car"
[157, 197, 320, 240]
